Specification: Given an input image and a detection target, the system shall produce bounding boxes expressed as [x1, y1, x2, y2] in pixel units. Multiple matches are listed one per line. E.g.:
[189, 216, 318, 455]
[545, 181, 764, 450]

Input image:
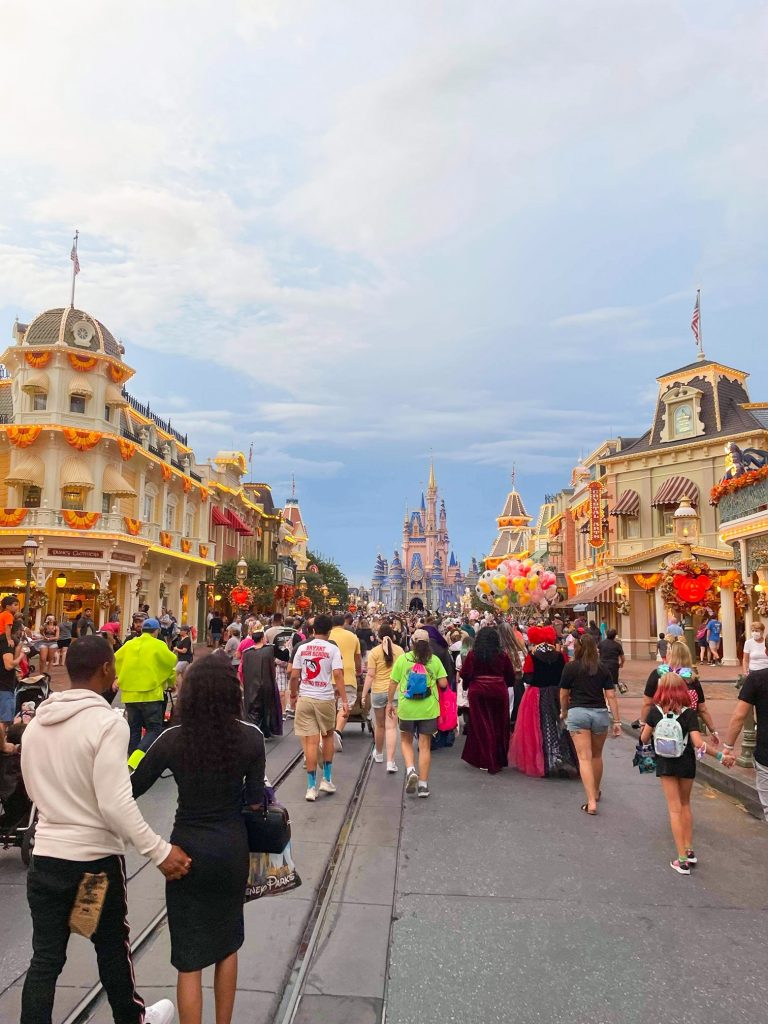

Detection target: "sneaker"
[685, 850, 698, 865]
[386, 761, 398, 773]
[373, 750, 384, 763]
[670, 859, 690, 875]
[333, 730, 343, 752]
[144, 1000, 175, 1024]
[405, 768, 418, 794]
[305, 786, 318, 802]
[319, 778, 336, 794]
[417, 783, 431, 798]
[284, 708, 295, 719]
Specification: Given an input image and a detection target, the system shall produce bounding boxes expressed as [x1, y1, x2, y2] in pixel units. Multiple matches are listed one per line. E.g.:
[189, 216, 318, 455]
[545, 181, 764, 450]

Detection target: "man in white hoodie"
[20, 635, 190, 1024]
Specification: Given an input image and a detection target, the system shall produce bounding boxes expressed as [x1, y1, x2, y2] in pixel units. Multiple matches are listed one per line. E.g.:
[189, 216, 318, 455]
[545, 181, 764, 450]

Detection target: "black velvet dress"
[131, 722, 265, 972]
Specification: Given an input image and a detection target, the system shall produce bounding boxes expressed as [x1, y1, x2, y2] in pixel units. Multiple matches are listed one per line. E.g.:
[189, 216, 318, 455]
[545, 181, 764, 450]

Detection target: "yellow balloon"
[523, 559, 533, 568]
[529, 574, 539, 588]
[496, 594, 510, 612]
[514, 578, 526, 593]
[519, 592, 531, 605]
[496, 576, 508, 592]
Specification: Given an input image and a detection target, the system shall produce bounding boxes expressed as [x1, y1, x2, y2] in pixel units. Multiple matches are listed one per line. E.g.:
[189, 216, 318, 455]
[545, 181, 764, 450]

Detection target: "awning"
[60, 456, 94, 490]
[21, 372, 49, 394]
[651, 476, 699, 508]
[211, 506, 229, 527]
[69, 378, 93, 398]
[105, 383, 128, 406]
[7, 454, 44, 486]
[226, 508, 254, 536]
[610, 489, 640, 517]
[560, 575, 618, 608]
[103, 464, 136, 497]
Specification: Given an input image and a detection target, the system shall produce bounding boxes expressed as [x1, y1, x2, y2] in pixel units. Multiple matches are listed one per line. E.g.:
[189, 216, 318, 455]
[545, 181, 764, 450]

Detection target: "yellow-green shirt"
[389, 652, 446, 721]
[329, 627, 361, 689]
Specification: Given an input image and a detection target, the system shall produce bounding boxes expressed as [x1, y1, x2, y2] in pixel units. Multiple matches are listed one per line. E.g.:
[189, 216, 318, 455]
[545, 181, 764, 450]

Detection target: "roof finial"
[291, 474, 296, 498]
[428, 458, 436, 492]
[511, 462, 517, 491]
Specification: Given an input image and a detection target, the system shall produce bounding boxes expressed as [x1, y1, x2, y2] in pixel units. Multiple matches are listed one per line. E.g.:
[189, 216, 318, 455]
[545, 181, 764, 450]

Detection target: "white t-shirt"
[292, 638, 343, 701]
[744, 637, 768, 672]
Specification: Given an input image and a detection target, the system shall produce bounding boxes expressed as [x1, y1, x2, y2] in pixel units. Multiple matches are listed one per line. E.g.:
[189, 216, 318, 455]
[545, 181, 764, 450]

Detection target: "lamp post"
[321, 583, 330, 610]
[235, 557, 248, 584]
[22, 536, 39, 626]
[674, 496, 701, 659]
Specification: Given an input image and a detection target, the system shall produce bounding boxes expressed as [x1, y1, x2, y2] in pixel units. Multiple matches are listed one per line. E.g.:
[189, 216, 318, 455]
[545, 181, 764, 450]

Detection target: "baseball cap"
[142, 617, 161, 631]
[412, 628, 430, 642]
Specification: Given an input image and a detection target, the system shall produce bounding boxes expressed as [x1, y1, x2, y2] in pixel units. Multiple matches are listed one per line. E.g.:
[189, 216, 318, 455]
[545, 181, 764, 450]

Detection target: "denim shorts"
[371, 692, 389, 709]
[566, 706, 611, 734]
[0, 690, 15, 723]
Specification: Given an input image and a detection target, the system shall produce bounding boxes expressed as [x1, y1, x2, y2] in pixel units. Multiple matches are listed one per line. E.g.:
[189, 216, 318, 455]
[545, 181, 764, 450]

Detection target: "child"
[656, 632, 668, 663]
[0, 595, 20, 649]
[640, 672, 705, 875]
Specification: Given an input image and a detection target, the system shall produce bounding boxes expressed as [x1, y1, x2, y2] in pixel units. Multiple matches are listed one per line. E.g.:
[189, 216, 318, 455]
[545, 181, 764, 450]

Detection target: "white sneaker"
[305, 786, 318, 802]
[386, 761, 398, 773]
[144, 1000, 175, 1024]
[405, 768, 418, 794]
[319, 777, 336, 794]
[333, 731, 343, 752]
[373, 750, 384, 763]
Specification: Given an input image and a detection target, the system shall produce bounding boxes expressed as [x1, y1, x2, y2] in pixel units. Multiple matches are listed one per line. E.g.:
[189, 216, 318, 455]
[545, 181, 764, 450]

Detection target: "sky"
[1, 1, 767, 585]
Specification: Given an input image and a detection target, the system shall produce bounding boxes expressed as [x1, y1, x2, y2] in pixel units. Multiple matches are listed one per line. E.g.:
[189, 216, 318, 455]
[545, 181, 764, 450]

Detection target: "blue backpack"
[404, 660, 430, 700]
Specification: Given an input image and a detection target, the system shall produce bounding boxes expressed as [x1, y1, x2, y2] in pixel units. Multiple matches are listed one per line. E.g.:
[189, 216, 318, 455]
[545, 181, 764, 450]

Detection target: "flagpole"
[697, 288, 703, 359]
[69, 230, 79, 308]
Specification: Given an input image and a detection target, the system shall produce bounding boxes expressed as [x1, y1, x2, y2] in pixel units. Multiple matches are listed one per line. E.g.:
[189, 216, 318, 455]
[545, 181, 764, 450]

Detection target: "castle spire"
[428, 460, 436, 492]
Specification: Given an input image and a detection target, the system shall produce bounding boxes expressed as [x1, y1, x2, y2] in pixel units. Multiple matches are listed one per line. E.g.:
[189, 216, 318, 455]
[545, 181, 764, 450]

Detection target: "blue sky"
[1, 1, 767, 585]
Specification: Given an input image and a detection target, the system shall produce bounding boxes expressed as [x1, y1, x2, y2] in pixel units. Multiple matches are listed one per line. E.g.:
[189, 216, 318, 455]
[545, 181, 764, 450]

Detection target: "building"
[0, 305, 284, 637]
[370, 464, 465, 611]
[281, 487, 309, 572]
[484, 477, 533, 569]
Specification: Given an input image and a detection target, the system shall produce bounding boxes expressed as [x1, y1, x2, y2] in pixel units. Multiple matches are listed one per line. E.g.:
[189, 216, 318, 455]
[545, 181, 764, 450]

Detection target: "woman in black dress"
[131, 656, 265, 1024]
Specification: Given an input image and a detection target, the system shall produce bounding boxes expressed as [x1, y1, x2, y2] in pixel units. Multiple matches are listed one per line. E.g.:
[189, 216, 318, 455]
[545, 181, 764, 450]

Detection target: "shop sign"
[0, 547, 24, 556]
[48, 548, 104, 559]
[588, 481, 604, 549]
[112, 552, 136, 563]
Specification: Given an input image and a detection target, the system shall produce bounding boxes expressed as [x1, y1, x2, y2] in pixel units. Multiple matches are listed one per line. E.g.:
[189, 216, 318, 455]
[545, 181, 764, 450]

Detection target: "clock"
[71, 321, 95, 347]
[410, 566, 424, 582]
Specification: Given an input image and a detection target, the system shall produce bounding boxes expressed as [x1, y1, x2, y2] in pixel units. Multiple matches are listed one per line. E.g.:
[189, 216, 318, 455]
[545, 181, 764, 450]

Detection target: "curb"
[620, 723, 765, 822]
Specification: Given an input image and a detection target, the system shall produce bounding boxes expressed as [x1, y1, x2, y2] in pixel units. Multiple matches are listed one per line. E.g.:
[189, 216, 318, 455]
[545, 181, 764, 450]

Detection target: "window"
[165, 502, 176, 531]
[32, 392, 47, 412]
[104, 405, 110, 422]
[143, 493, 154, 522]
[62, 488, 84, 511]
[185, 509, 194, 538]
[102, 493, 114, 515]
[621, 516, 640, 540]
[659, 509, 675, 536]
[69, 395, 86, 414]
[23, 486, 41, 509]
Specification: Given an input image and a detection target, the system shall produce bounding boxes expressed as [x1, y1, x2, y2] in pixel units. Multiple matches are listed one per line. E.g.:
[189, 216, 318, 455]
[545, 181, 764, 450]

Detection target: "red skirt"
[509, 686, 545, 777]
[461, 675, 510, 774]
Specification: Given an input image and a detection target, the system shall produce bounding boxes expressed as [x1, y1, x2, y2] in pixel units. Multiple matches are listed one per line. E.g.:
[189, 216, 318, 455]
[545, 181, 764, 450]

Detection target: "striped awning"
[211, 506, 229, 527]
[610, 489, 640, 517]
[103, 464, 136, 498]
[21, 372, 49, 394]
[7, 454, 45, 486]
[105, 383, 128, 406]
[651, 476, 699, 508]
[69, 378, 93, 398]
[60, 457, 94, 490]
[560, 575, 619, 608]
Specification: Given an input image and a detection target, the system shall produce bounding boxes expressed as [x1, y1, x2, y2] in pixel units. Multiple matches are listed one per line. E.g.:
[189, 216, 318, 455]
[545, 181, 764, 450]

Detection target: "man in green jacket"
[115, 618, 177, 767]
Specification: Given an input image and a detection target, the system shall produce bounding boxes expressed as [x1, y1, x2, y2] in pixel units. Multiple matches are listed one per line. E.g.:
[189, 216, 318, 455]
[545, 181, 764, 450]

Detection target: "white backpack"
[653, 706, 687, 758]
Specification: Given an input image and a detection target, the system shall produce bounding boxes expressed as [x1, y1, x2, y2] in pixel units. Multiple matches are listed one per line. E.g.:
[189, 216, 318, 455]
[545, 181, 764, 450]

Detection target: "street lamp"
[22, 536, 38, 625]
[674, 496, 699, 561]
[320, 583, 329, 609]
[56, 573, 67, 589]
[235, 557, 248, 584]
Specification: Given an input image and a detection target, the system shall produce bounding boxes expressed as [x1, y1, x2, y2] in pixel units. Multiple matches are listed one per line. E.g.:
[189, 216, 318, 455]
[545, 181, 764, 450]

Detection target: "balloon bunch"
[475, 558, 558, 614]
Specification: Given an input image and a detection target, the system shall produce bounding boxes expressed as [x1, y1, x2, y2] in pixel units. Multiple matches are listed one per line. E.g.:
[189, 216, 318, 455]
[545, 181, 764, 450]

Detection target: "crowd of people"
[3, 599, 768, 1024]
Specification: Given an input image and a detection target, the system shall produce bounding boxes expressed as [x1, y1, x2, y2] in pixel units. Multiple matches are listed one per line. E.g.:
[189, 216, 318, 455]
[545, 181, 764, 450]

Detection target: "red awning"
[651, 476, 699, 508]
[610, 489, 640, 517]
[226, 508, 254, 536]
[211, 506, 229, 527]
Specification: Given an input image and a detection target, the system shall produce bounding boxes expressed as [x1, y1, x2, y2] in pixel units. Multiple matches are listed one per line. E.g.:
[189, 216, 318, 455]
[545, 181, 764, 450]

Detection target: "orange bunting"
[180, 538, 191, 553]
[6, 425, 42, 448]
[68, 353, 98, 372]
[63, 428, 103, 452]
[199, 487, 209, 502]
[108, 363, 130, 384]
[182, 476, 192, 494]
[62, 510, 101, 530]
[159, 531, 172, 548]
[24, 351, 52, 369]
[160, 463, 172, 481]
[0, 508, 28, 527]
[118, 438, 136, 461]
[123, 517, 142, 536]
[633, 573, 662, 591]
[199, 544, 209, 559]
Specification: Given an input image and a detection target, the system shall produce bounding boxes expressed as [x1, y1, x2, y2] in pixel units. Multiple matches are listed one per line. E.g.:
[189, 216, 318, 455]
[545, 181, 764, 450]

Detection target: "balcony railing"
[10, 508, 215, 561]
[718, 478, 768, 524]
[120, 389, 189, 446]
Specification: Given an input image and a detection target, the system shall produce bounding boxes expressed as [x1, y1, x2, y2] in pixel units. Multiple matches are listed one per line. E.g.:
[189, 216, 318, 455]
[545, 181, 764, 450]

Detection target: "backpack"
[653, 706, 687, 758]
[404, 660, 431, 700]
[272, 628, 296, 663]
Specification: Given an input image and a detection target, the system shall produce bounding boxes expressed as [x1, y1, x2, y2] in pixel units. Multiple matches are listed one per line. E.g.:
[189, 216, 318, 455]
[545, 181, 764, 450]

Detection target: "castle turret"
[486, 474, 533, 569]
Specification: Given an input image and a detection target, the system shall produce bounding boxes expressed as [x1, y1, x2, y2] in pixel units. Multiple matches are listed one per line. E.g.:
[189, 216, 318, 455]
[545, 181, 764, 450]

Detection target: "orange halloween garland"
[6, 425, 42, 448]
[0, 508, 28, 527]
[63, 428, 103, 452]
[62, 510, 100, 530]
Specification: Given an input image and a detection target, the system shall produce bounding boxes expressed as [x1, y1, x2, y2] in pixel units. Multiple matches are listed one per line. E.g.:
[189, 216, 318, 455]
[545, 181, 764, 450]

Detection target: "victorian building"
[370, 464, 465, 611]
[485, 477, 533, 568]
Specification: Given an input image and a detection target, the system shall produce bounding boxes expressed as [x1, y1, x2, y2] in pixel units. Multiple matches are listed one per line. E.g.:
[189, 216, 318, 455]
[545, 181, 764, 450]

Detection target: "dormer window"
[659, 385, 704, 443]
[673, 404, 694, 436]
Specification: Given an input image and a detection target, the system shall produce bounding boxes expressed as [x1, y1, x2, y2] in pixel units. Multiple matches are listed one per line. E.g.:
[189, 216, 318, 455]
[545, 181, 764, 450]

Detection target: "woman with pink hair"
[509, 625, 578, 779]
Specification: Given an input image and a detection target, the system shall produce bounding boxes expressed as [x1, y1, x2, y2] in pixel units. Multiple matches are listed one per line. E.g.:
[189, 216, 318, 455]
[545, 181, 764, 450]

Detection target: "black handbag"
[242, 804, 291, 854]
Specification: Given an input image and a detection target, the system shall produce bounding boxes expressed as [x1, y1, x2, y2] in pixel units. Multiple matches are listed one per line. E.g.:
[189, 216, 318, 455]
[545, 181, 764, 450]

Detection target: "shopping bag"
[244, 840, 301, 902]
[436, 686, 458, 731]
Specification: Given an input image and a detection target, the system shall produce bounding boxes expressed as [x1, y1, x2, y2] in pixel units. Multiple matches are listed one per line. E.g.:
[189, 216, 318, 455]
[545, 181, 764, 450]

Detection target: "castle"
[370, 464, 476, 611]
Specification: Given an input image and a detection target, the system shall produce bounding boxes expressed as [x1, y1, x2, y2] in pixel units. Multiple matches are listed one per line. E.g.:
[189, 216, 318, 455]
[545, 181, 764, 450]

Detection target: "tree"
[302, 550, 349, 609]
[214, 558, 276, 611]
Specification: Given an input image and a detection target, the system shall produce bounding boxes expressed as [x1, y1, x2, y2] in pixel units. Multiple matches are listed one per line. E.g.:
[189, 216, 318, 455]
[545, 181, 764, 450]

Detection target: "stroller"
[14, 674, 50, 718]
[0, 720, 37, 864]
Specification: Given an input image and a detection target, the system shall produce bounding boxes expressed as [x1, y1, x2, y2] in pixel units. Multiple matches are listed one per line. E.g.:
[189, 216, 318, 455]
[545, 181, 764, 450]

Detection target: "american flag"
[70, 239, 80, 275]
[691, 290, 700, 346]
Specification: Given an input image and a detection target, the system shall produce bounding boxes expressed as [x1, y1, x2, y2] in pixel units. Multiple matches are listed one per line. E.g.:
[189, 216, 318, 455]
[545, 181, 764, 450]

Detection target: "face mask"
[753, 633, 763, 641]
